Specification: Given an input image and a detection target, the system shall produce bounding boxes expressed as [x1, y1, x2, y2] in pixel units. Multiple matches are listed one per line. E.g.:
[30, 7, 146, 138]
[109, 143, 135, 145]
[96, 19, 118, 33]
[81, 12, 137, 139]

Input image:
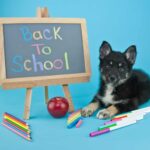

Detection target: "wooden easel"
[23, 7, 74, 120]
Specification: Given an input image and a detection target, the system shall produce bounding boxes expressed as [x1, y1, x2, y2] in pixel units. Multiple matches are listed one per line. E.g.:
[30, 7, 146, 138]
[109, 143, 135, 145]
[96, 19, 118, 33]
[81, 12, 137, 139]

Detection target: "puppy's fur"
[82, 41, 150, 119]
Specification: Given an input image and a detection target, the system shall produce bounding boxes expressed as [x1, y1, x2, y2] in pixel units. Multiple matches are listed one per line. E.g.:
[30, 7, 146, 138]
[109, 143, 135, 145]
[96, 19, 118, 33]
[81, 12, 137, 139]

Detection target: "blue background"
[0, 0, 150, 150]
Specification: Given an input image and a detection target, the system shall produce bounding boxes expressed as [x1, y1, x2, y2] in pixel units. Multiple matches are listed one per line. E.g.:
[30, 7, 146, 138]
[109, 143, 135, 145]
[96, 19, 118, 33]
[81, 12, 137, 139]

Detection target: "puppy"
[82, 41, 150, 119]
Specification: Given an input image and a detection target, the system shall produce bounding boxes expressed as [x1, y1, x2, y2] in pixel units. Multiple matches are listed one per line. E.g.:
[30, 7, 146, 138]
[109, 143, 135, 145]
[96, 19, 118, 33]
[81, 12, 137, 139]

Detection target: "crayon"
[98, 122, 117, 130]
[76, 119, 83, 128]
[90, 128, 110, 137]
[109, 119, 136, 131]
[68, 110, 81, 119]
[112, 112, 131, 119]
[67, 113, 81, 124]
[113, 111, 145, 120]
[68, 111, 81, 118]
[111, 115, 127, 121]
[104, 120, 117, 125]
[105, 115, 143, 125]
[112, 107, 150, 120]
[4, 112, 28, 125]
[67, 113, 81, 121]
[68, 117, 81, 123]
[67, 117, 82, 128]
[104, 113, 145, 125]
[67, 110, 83, 128]
[2, 123, 31, 141]
[99, 118, 135, 130]
[90, 119, 136, 137]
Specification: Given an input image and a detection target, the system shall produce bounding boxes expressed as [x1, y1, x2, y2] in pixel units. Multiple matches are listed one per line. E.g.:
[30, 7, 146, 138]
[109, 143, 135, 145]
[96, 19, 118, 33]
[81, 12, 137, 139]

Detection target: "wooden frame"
[0, 24, 5, 86]
[0, 18, 91, 89]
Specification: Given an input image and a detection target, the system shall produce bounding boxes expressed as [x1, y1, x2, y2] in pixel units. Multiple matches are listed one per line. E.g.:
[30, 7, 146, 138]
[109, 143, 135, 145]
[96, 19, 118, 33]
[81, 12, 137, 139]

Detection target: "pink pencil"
[2, 123, 31, 141]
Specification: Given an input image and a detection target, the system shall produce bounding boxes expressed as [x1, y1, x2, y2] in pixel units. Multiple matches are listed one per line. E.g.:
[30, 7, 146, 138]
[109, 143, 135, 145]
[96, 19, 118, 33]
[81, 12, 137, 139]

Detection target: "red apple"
[47, 97, 69, 118]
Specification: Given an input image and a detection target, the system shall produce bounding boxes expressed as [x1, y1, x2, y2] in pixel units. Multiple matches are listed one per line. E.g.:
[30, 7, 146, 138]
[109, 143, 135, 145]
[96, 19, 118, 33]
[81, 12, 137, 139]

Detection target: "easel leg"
[44, 86, 49, 104]
[37, 8, 49, 106]
[62, 84, 74, 112]
[23, 88, 32, 120]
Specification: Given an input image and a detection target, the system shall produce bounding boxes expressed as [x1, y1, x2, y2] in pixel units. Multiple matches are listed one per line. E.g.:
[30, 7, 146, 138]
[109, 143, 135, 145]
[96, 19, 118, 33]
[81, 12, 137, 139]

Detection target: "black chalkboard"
[3, 23, 85, 78]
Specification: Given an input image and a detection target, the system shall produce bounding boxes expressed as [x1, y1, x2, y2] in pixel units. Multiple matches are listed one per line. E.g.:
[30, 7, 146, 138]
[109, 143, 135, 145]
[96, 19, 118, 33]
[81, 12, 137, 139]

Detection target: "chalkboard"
[0, 18, 91, 89]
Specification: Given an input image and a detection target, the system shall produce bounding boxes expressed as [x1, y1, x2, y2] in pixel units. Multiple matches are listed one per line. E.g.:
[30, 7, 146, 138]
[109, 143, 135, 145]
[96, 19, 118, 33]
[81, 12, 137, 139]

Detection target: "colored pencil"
[4, 115, 29, 129]
[2, 123, 31, 141]
[3, 119, 30, 134]
[4, 114, 29, 127]
[4, 112, 28, 125]
[4, 116, 29, 129]
[4, 118, 30, 133]
[3, 121, 30, 137]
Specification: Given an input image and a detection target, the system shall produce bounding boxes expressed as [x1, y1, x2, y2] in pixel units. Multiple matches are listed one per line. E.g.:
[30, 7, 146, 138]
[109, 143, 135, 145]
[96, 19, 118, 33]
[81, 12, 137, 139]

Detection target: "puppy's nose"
[109, 75, 116, 82]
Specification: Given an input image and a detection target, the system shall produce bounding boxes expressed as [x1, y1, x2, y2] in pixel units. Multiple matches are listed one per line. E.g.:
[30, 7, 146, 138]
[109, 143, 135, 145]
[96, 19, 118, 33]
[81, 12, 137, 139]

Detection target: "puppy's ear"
[124, 45, 137, 64]
[100, 41, 112, 59]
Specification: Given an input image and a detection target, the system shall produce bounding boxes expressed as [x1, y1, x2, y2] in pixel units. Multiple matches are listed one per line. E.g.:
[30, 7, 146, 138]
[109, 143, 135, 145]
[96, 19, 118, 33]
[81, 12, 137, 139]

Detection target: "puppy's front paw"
[81, 106, 94, 117]
[96, 109, 111, 119]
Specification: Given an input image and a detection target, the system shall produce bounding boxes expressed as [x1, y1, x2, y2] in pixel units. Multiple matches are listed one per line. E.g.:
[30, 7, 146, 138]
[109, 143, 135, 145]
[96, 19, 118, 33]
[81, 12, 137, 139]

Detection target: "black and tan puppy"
[82, 41, 150, 119]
